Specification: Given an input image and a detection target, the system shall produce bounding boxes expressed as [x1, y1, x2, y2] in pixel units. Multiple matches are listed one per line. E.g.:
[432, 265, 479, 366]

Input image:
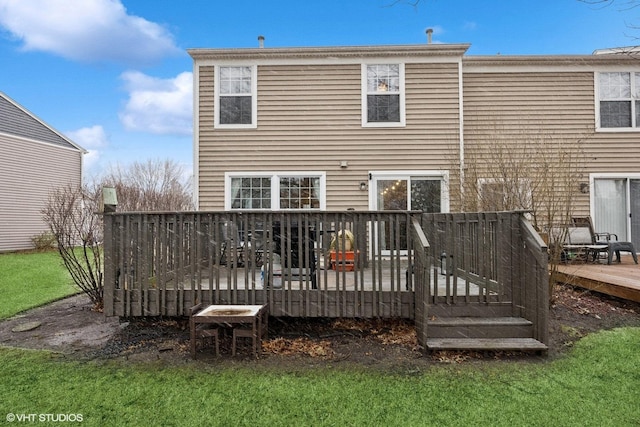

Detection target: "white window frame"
[214, 65, 257, 129]
[368, 170, 449, 212]
[589, 172, 640, 242]
[595, 71, 640, 132]
[225, 172, 326, 210]
[361, 63, 406, 128]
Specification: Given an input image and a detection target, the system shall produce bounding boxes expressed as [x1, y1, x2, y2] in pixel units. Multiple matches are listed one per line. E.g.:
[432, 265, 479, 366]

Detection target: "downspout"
[458, 59, 465, 211]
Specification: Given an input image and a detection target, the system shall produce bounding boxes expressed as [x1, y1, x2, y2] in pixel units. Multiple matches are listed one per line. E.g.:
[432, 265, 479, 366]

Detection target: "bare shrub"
[454, 122, 589, 302]
[42, 184, 104, 308]
[43, 159, 192, 309]
[30, 231, 56, 251]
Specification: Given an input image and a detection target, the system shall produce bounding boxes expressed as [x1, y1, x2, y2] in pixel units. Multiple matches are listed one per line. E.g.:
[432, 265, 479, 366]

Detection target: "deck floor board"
[555, 255, 640, 302]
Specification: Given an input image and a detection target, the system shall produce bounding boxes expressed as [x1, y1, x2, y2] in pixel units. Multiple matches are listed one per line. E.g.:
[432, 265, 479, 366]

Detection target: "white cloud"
[463, 21, 478, 31]
[0, 0, 180, 64]
[119, 71, 193, 135]
[66, 125, 109, 149]
[65, 125, 109, 171]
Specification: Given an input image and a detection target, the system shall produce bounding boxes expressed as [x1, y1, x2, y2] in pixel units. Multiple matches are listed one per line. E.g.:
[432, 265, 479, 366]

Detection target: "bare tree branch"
[99, 158, 193, 212]
[42, 184, 104, 308]
[42, 159, 193, 309]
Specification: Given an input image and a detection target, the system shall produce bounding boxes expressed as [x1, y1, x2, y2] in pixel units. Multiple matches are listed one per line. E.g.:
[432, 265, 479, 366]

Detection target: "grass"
[0, 250, 78, 319]
[1, 252, 638, 425]
[0, 327, 639, 426]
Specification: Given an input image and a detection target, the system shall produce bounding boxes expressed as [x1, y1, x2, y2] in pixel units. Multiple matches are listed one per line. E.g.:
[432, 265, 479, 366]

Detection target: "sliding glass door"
[593, 177, 640, 248]
[371, 172, 448, 252]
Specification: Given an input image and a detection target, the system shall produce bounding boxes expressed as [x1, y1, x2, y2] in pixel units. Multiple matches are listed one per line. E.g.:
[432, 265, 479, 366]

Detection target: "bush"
[42, 184, 103, 309]
[30, 232, 56, 251]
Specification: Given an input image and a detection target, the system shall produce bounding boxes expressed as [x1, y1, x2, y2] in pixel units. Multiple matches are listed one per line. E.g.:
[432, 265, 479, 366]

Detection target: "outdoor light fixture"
[359, 182, 367, 191]
[579, 183, 589, 194]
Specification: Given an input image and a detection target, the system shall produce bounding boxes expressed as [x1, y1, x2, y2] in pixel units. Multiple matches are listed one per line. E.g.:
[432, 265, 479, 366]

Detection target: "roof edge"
[188, 43, 471, 60]
[0, 91, 87, 154]
[463, 52, 640, 67]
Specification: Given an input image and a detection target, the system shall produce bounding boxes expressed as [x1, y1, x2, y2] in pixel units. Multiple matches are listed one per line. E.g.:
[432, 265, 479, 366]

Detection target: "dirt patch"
[0, 295, 120, 354]
[1, 284, 639, 369]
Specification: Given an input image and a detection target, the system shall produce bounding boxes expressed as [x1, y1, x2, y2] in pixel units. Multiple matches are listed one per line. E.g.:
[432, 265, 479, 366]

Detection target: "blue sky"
[0, 0, 637, 179]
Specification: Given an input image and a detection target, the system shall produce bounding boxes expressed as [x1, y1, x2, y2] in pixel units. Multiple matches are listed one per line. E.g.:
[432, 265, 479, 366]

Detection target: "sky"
[0, 0, 638, 180]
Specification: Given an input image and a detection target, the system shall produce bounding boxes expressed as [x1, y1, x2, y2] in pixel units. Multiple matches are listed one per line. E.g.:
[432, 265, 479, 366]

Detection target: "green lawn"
[1, 252, 638, 425]
[0, 250, 78, 319]
[0, 327, 638, 426]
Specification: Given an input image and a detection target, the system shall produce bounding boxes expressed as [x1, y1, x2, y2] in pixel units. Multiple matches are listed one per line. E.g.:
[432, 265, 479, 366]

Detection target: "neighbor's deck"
[555, 255, 640, 303]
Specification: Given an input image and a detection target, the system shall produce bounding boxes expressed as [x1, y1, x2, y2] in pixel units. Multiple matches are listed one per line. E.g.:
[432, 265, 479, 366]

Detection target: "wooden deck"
[103, 211, 549, 352]
[555, 255, 640, 303]
[181, 264, 483, 296]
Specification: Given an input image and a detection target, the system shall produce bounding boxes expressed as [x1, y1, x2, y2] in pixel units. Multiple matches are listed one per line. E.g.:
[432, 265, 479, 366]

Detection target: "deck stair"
[425, 315, 548, 353]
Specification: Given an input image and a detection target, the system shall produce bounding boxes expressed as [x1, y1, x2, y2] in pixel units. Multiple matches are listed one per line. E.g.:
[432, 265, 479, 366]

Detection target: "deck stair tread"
[426, 337, 548, 351]
[428, 316, 532, 326]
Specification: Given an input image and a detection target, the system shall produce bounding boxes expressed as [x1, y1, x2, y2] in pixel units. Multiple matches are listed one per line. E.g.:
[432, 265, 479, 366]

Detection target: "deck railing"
[412, 211, 548, 345]
[103, 210, 548, 346]
[104, 211, 417, 318]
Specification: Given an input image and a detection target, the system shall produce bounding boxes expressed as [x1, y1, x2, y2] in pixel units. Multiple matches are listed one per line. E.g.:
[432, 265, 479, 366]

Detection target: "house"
[188, 40, 640, 250]
[0, 92, 86, 252]
[104, 41, 561, 351]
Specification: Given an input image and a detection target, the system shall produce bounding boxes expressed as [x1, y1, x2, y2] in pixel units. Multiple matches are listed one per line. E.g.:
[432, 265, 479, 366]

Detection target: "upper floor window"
[215, 65, 257, 128]
[598, 72, 640, 129]
[362, 64, 405, 127]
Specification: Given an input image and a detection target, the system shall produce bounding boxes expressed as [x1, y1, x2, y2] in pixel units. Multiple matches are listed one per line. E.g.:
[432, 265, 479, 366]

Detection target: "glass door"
[371, 173, 446, 252]
[594, 178, 627, 241]
[630, 180, 640, 246]
[593, 177, 640, 248]
[375, 177, 443, 213]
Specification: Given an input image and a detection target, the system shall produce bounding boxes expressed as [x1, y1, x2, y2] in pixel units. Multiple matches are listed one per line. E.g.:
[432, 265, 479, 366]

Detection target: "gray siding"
[0, 135, 82, 252]
[0, 94, 78, 150]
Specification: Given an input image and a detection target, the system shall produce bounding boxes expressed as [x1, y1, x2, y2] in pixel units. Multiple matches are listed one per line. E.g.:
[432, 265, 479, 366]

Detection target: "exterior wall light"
[579, 183, 589, 194]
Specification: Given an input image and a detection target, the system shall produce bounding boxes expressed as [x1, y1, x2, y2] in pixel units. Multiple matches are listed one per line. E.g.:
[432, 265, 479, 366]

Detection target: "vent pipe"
[258, 35, 265, 48]
[426, 28, 433, 44]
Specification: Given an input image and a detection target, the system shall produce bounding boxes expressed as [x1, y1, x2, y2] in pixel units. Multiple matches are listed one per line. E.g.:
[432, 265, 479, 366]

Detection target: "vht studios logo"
[6, 413, 84, 422]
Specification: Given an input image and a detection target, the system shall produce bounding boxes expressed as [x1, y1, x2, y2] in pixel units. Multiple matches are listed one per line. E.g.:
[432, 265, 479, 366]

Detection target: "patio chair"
[571, 217, 638, 264]
[190, 303, 219, 358]
[219, 221, 248, 267]
[220, 221, 264, 268]
[561, 226, 607, 263]
[232, 305, 268, 357]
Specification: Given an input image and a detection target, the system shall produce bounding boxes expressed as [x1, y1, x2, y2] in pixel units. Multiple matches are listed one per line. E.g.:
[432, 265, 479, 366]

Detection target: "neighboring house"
[189, 41, 640, 248]
[0, 92, 86, 252]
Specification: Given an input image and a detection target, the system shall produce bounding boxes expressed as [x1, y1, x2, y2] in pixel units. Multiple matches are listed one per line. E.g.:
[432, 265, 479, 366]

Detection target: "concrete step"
[426, 316, 533, 339]
[426, 337, 548, 352]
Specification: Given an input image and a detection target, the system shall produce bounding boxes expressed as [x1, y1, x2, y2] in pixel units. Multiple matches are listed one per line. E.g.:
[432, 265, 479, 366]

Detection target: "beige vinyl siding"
[0, 135, 82, 252]
[197, 62, 461, 210]
[463, 71, 597, 216]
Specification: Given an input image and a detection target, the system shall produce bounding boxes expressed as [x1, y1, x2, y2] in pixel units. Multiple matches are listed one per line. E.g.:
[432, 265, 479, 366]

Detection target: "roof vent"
[258, 35, 265, 48]
[426, 28, 433, 44]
